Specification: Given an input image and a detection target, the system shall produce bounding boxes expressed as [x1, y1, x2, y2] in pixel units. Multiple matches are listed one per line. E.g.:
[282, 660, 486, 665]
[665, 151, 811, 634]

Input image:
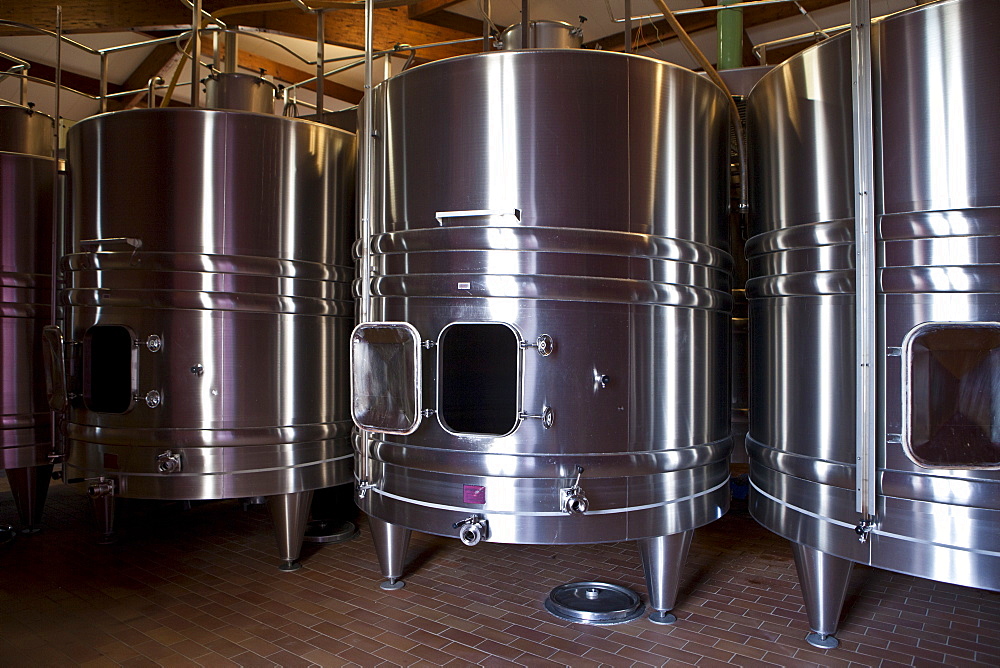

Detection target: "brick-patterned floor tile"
[2, 482, 999, 667]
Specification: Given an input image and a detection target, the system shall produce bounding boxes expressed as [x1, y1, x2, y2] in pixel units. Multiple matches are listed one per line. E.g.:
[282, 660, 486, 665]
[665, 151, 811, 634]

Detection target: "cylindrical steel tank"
[57, 107, 356, 568]
[746, 0, 1000, 648]
[500, 20, 583, 49]
[204, 72, 276, 114]
[0, 105, 55, 532]
[352, 49, 732, 622]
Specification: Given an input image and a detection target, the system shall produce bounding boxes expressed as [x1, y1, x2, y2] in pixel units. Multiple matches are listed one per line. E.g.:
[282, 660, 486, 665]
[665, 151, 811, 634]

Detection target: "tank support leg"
[368, 516, 410, 590]
[267, 490, 314, 572]
[88, 479, 116, 545]
[7, 464, 53, 534]
[639, 529, 693, 624]
[790, 541, 853, 649]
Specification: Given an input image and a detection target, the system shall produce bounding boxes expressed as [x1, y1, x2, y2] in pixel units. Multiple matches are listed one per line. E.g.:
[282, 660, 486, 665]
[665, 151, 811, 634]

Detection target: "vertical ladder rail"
[851, 0, 878, 523]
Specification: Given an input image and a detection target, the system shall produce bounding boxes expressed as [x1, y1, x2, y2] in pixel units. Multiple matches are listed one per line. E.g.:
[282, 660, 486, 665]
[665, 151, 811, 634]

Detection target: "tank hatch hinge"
[855, 515, 877, 543]
[421, 408, 436, 418]
[520, 405, 554, 429]
[521, 334, 554, 356]
[422, 340, 437, 349]
[560, 466, 589, 515]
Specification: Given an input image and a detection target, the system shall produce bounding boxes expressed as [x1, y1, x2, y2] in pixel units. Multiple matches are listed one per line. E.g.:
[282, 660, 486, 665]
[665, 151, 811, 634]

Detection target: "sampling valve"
[560, 466, 589, 515]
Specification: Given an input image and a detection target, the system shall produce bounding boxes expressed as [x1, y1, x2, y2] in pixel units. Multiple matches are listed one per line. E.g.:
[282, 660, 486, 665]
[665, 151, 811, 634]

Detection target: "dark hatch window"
[906, 323, 1000, 468]
[83, 325, 136, 414]
[438, 323, 519, 435]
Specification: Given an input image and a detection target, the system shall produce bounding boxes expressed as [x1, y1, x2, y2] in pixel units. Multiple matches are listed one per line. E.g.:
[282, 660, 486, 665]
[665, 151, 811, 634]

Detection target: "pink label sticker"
[463, 484, 486, 504]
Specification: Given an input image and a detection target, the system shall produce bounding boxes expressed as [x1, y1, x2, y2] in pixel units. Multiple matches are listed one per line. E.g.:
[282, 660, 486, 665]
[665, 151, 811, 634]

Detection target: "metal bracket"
[357, 480, 377, 499]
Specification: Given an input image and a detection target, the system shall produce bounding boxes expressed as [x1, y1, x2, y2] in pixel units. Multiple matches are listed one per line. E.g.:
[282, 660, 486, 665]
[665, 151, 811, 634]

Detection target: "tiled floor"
[1, 475, 998, 667]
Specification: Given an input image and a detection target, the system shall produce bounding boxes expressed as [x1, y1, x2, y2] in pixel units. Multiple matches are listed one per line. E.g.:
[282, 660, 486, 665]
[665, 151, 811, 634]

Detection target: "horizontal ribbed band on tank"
[0, 271, 51, 290]
[64, 452, 352, 500]
[745, 218, 854, 298]
[367, 436, 731, 478]
[370, 227, 731, 309]
[880, 208, 1000, 293]
[369, 463, 730, 516]
[373, 227, 732, 270]
[0, 302, 50, 318]
[63, 287, 353, 316]
[371, 273, 731, 310]
[0, 413, 49, 432]
[66, 420, 354, 449]
[63, 252, 353, 283]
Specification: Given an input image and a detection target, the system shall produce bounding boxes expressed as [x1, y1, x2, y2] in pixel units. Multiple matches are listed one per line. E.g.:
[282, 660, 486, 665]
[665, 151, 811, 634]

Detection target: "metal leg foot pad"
[279, 560, 302, 572]
[805, 632, 838, 649]
[380, 578, 405, 590]
[648, 610, 677, 625]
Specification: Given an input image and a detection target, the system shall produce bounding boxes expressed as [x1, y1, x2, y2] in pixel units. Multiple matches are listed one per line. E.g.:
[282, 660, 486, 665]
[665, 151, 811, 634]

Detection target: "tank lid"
[500, 19, 583, 50]
[544, 582, 644, 625]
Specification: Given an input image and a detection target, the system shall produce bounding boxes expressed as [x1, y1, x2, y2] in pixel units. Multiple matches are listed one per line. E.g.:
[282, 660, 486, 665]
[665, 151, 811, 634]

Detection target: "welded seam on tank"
[359, 477, 729, 516]
[750, 479, 1000, 558]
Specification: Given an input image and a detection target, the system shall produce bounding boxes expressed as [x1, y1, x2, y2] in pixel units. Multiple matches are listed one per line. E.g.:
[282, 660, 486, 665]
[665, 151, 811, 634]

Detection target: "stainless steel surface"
[714, 66, 772, 97]
[204, 72, 277, 114]
[354, 49, 732, 608]
[368, 515, 410, 589]
[746, 0, 1000, 643]
[0, 106, 54, 156]
[790, 542, 852, 648]
[639, 529, 693, 623]
[544, 582, 645, 625]
[0, 105, 55, 532]
[500, 20, 583, 50]
[61, 109, 356, 550]
[267, 490, 315, 570]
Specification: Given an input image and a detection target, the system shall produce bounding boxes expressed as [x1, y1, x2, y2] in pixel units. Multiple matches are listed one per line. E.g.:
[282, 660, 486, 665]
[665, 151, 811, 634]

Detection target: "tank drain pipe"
[454, 515, 489, 546]
[648, 0, 747, 213]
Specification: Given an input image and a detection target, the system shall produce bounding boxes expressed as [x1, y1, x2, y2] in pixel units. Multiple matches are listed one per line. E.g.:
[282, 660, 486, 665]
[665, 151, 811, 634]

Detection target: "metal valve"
[87, 477, 115, 498]
[453, 515, 489, 546]
[156, 450, 182, 474]
[560, 466, 589, 515]
[855, 515, 876, 543]
[357, 480, 376, 499]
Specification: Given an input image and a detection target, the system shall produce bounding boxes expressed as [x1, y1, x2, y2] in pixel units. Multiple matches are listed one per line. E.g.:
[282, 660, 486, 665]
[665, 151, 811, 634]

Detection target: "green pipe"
[717, 0, 743, 71]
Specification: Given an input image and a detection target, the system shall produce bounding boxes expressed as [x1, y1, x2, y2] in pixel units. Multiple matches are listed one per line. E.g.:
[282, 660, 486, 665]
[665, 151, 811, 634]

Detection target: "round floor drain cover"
[303, 520, 359, 544]
[544, 581, 644, 625]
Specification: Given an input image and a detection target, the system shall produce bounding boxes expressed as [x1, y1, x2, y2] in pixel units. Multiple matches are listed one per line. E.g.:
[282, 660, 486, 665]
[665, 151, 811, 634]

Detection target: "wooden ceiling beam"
[407, 0, 483, 34]
[0, 1, 479, 60]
